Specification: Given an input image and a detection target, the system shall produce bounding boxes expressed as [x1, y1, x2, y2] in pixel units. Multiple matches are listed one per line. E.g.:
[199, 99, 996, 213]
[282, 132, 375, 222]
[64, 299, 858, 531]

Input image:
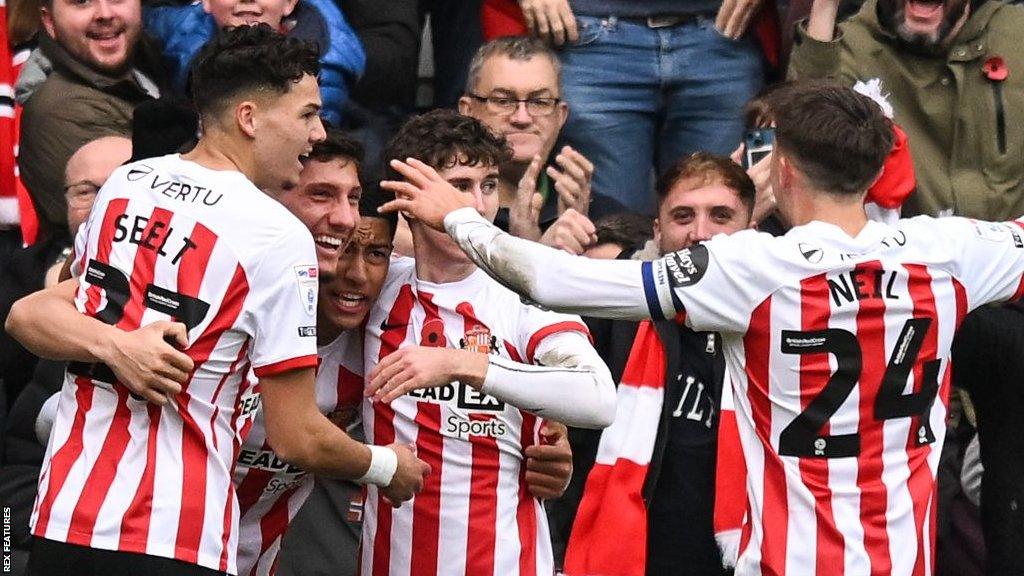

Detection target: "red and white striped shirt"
[31, 154, 320, 574]
[233, 330, 364, 576]
[636, 217, 1024, 576]
[360, 259, 590, 576]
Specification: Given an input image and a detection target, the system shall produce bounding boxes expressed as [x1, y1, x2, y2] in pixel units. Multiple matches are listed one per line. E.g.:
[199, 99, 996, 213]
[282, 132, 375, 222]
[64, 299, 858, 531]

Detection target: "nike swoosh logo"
[380, 320, 409, 332]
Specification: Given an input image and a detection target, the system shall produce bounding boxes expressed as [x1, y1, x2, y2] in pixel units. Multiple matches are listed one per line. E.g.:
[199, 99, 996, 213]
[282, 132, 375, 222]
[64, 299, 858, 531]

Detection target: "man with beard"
[19, 0, 167, 242]
[789, 0, 1024, 222]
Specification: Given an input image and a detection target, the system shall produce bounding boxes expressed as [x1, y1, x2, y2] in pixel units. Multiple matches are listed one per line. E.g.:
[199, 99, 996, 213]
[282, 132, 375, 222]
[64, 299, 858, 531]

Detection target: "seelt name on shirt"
[112, 212, 198, 265]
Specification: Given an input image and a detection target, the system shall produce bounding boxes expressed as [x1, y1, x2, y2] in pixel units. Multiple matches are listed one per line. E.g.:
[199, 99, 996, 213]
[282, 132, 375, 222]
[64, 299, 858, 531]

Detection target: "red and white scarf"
[564, 320, 666, 576]
[564, 320, 748, 575]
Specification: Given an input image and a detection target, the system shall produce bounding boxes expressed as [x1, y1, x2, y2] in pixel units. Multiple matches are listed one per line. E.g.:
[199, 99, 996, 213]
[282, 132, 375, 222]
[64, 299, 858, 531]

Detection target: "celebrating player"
[359, 109, 615, 576]
[381, 81, 1024, 576]
[6, 27, 423, 576]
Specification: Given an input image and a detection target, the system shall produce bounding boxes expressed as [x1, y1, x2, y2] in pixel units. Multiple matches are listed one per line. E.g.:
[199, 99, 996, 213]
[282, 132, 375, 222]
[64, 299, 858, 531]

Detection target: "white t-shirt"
[32, 154, 319, 574]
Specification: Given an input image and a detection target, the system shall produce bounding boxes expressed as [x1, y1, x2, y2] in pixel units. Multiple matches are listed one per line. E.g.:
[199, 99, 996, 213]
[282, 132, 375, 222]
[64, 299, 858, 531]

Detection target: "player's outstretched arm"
[381, 159, 668, 321]
[6, 279, 195, 405]
[260, 366, 431, 504]
[366, 335, 616, 429]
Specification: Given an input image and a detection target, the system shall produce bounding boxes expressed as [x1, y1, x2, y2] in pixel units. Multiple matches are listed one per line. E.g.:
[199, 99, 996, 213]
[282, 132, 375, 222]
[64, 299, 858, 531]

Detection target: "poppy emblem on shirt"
[983, 56, 1008, 82]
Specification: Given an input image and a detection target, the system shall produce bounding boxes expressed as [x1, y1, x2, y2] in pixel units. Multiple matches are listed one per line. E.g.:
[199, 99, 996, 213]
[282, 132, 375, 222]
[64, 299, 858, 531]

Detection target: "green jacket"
[788, 0, 1024, 220]
[19, 34, 165, 236]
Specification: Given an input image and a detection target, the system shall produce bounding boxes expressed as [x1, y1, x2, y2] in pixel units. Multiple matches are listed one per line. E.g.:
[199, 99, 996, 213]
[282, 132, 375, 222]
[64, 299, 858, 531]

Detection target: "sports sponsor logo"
[444, 415, 508, 439]
[126, 164, 154, 181]
[664, 244, 709, 288]
[238, 392, 262, 419]
[237, 447, 305, 475]
[298, 326, 317, 337]
[973, 221, 1009, 242]
[406, 382, 505, 411]
[1010, 228, 1023, 249]
[293, 264, 319, 316]
[458, 385, 505, 411]
[799, 242, 824, 263]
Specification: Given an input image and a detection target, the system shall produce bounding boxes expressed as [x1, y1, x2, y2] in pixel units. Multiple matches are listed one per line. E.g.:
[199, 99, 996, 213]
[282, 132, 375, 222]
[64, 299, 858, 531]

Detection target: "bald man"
[48, 137, 133, 287]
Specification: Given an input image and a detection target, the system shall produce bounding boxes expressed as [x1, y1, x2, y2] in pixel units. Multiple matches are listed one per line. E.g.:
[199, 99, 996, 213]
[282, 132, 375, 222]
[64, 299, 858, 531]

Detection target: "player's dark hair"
[383, 109, 512, 179]
[312, 126, 364, 166]
[767, 81, 894, 197]
[656, 152, 756, 217]
[359, 185, 398, 238]
[592, 212, 654, 255]
[189, 24, 320, 119]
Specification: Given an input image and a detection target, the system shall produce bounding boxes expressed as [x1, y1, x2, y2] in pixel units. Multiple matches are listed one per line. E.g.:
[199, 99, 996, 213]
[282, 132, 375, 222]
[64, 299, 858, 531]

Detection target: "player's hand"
[549, 146, 594, 217]
[366, 347, 489, 404]
[104, 321, 193, 406]
[508, 155, 545, 242]
[380, 158, 473, 231]
[519, 0, 578, 46]
[380, 443, 431, 507]
[731, 144, 775, 228]
[715, 0, 765, 39]
[524, 421, 573, 499]
[539, 209, 597, 254]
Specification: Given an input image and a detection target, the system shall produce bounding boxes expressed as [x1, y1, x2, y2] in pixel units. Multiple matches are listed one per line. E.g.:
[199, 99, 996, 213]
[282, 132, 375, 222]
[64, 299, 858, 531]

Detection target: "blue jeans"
[558, 15, 765, 216]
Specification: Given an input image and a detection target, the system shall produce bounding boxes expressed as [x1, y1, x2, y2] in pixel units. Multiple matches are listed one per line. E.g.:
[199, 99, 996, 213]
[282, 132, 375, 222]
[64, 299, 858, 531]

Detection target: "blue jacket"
[144, 0, 365, 126]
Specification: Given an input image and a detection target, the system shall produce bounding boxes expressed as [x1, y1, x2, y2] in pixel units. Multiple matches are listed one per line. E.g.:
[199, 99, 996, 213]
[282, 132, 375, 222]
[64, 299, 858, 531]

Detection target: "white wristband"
[358, 445, 398, 487]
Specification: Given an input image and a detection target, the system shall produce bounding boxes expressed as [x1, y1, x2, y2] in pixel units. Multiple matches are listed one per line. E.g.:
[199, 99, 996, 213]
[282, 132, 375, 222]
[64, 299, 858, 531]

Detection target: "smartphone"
[743, 128, 775, 169]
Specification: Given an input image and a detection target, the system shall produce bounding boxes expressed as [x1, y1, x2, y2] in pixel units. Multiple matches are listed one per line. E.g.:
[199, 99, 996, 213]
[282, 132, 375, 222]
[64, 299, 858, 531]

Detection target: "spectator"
[0, 136, 129, 420]
[951, 303, 1024, 575]
[419, 0, 484, 108]
[336, 0, 418, 182]
[582, 212, 653, 259]
[17, 0, 165, 242]
[0, 134, 128, 576]
[144, 0, 365, 127]
[514, 0, 769, 217]
[460, 36, 609, 254]
[554, 153, 754, 575]
[789, 0, 1024, 221]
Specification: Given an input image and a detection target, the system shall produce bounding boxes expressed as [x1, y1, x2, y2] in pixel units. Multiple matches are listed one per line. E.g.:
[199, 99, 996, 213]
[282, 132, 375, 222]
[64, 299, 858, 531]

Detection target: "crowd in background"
[0, 0, 1023, 574]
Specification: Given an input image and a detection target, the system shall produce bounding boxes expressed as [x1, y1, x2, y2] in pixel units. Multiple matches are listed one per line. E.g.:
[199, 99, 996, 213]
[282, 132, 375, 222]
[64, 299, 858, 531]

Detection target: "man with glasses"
[459, 36, 622, 255]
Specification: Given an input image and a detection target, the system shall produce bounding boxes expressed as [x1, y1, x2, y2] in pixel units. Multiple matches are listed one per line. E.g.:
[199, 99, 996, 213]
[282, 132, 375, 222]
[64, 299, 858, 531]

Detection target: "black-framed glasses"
[467, 93, 561, 117]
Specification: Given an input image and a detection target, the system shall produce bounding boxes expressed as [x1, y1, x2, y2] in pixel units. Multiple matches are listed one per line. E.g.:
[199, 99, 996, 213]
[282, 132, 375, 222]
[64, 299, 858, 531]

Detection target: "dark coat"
[18, 34, 166, 237]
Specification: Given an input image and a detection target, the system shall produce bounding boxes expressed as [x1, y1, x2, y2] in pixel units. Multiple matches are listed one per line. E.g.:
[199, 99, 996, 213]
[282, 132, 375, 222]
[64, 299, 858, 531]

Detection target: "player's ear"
[236, 101, 258, 139]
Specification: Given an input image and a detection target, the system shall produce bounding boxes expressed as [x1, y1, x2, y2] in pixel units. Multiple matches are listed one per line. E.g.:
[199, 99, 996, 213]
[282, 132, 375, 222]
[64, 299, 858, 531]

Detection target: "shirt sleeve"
[244, 229, 320, 377]
[475, 307, 615, 429]
[443, 207, 656, 321]
[950, 217, 1024, 309]
[644, 229, 782, 334]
